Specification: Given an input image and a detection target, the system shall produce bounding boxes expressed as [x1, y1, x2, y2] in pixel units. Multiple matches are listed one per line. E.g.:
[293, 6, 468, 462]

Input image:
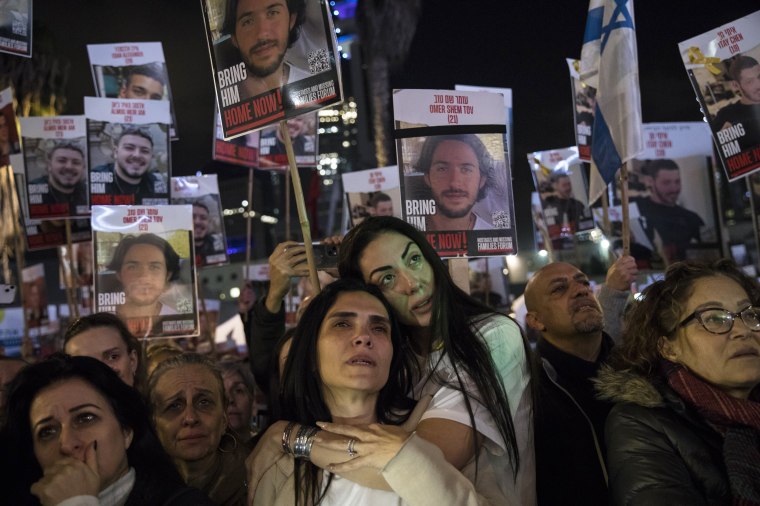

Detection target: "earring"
[218, 431, 238, 453]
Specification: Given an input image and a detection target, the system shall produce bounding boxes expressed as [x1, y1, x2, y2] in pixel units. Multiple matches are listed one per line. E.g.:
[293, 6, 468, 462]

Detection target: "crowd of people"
[0, 216, 758, 505]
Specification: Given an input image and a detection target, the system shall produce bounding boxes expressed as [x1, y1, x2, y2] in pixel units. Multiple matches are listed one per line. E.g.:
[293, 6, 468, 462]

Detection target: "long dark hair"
[280, 278, 416, 505]
[338, 216, 526, 474]
[608, 259, 760, 377]
[0, 353, 185, 505]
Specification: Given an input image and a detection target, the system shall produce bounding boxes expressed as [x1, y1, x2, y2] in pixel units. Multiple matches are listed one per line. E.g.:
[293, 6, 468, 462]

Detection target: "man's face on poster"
[47, 147, 85, 192]
[117, 243, 170, 308]
[232, 0, 296, 79]
[423, 140, 486, 219]
[374, 200, 393, 216]
[113, 134, 153, 181]
[119, 74, 164, 101]
[555, 176, 573, 199]
[651, 168, 681, 206]
[735, 64, 760, 104]
[193, 205, 210, 240]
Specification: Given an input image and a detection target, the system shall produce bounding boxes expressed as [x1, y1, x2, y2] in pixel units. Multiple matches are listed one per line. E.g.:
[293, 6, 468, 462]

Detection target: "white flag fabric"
[581, 0, 643, 204]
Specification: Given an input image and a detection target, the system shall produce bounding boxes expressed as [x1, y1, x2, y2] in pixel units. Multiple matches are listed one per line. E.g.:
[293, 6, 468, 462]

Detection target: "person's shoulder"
[92, 163, 113, 172]
[28, 175, 48, 184]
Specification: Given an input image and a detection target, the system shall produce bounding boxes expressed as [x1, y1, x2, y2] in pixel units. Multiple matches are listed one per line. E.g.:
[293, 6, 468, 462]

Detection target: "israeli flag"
[581, 0, 643, 204]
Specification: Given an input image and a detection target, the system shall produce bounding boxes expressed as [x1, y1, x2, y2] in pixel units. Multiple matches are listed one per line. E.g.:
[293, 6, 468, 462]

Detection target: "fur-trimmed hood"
[593, 365, 666, 408]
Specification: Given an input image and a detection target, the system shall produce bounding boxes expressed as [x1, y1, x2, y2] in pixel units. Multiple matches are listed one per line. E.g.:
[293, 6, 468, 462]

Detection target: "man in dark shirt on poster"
[636, 158, 703, 263]
[542, 172, 588, 232]
[193, 201, 226, 266]
[29, 141, 88, 210]
[714, 54, 760, 152]
[91, 127, 167, 204]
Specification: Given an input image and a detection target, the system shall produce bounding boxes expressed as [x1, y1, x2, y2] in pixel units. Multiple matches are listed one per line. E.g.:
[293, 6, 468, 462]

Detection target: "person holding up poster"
[222, 0, 309, 100]
[92, 127, 166, 201]
[29, 141, 88, 208]
[108, 234, 181, 321]
[119, 63, 166, 101]
[714, 54, 760, 152]
[418, 134, 495, 231]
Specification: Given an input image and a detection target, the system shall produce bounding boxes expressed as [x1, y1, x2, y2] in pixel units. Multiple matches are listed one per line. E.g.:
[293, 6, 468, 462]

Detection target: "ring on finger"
[347, 438, 357, 457]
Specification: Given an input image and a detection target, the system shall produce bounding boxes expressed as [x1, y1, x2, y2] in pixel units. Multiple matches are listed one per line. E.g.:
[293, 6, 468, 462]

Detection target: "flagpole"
[619, 162, 630, 256]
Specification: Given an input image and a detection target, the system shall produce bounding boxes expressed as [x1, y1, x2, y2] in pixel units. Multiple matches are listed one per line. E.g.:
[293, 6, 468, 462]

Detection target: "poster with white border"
[341, 165, 401, 227]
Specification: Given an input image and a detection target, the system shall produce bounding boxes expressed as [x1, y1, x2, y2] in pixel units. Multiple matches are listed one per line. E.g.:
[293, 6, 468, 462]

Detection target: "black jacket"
[596, 367, 730, 506]
[534, 334, 615, 506]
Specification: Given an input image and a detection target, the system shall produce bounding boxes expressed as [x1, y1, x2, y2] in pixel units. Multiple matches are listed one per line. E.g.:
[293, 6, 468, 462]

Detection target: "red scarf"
[663, 360, 760, 506]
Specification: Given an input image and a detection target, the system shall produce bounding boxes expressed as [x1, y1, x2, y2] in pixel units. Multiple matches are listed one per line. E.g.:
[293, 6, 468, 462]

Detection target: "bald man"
[525, 256, 636, 506]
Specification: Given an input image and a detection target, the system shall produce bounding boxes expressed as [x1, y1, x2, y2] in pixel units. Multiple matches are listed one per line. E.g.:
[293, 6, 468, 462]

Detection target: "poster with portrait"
[455, 84, 513, 166]
[678, 10, 760, 180]
[171, 174, 229, 267]
[258, 112, 318, 168]
[13, 172, 92, 250]
[87, 42, 179, 139]
[85, 96, 171, 206]
[92, 204, 199, 339]
[21, 263, 48, 329]
[0, 308, 29, 357]
[212, 102, 260, 166]
[567, 58, 596, 162]
[0, 86, 22, 168]
[528, 146, 594, 249]
[0, 0, 31, 58]
[612, 123, 720, 268]
[20, 116, 89, 219]
[341, 165, 401, 227]
[201, 0, 343, 139]
[393, 89, 517, 258]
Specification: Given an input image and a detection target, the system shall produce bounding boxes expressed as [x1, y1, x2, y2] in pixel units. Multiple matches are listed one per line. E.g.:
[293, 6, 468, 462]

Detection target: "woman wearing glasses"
[596, 260, 760, 505]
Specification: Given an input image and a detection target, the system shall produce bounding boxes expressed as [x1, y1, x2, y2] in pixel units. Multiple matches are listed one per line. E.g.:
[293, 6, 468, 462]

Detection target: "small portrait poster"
[678, 10, 760, 180]
[258, 112, 318, 169]
[0, 86, 22, 168]
[20, 116, 89, 219]
[85, 96, 171, 206]
[13, 172, 92, 251]
[201, 0, 343, 138]
[92, 205, 199, 339]
[528, 146, 594, 245]
[567, 58, 596, 162]
[341, 165, 402, 227]
[171, 174, 229, 267]
[621, 122, 720, 268]
[0, 0, 31, 58]
[212, 103, 260, 166]
[393, 88, 517, 257]
[87, 42, 179, 139]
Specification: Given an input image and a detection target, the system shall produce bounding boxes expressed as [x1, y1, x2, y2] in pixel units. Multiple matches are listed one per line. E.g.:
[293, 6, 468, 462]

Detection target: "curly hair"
[607, 259, 760, 377]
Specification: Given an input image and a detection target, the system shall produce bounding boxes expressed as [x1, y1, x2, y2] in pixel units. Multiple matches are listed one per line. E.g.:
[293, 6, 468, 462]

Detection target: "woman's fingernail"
[316, 421, 327, 428]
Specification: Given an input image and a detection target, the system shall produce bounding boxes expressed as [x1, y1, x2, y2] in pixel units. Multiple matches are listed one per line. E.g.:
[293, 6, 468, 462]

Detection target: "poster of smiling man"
[85, 96, 171, 206]
[92, 204, 199, 339]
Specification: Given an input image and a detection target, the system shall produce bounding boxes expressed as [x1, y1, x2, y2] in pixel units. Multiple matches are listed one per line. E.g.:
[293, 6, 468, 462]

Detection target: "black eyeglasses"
[679, 306, 760, 335]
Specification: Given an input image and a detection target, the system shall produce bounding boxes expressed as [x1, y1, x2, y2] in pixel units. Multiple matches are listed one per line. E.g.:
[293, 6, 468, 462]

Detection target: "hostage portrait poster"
[201, 0, 343, 139]
[393, 88, 517, 258]
[92, 204, 199, 339]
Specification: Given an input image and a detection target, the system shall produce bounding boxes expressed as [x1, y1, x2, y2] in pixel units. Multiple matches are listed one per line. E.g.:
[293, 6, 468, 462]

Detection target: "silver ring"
[347, 438, 357, 457]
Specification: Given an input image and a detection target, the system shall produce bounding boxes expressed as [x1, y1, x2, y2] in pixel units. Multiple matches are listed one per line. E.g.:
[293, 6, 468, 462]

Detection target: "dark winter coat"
[596, 367, 730, 506]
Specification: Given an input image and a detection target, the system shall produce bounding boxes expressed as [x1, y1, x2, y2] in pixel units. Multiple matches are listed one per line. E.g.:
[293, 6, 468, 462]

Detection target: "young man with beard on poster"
[29, 141, 88, 209]
[118, 63, 166, 101]
[222, 0, 308, 100]
[714, 54, 760, 152]
[92, 127, 167, 203]
[417, 133, 496, 231]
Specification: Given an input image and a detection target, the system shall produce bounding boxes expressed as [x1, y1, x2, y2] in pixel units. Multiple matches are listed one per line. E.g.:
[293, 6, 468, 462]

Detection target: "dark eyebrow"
[327, 311, 357, 319]
[368, 241, 415, 280]
[368, 315, 391, 326]
[33, 403, 102, 429]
